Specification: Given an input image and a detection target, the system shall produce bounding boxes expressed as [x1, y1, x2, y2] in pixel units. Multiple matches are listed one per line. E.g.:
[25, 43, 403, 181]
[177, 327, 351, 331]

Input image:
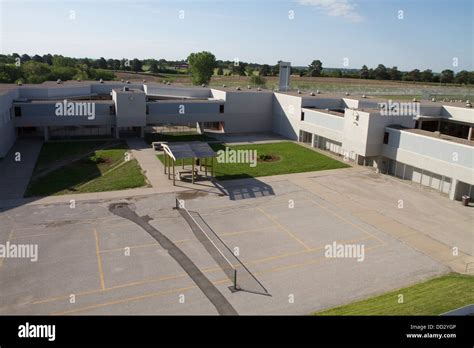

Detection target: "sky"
[0, 0, 472, 72]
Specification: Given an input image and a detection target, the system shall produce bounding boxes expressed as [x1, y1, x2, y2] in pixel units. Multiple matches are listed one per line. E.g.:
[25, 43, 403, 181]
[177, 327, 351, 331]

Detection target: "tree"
[131, 58, 142, 72]
[249, 75, 266, 86]
[21, 61, 51, 83]
[42, 54, 53, 65]
[420, 69, 433, 82]
[440, 69, 454, 83]
[406, 69, 421, 82]
[259, 64, 270, 76]
[149, 62, 159, 73]
[52, 55, 75, 67]
[187, 51, 217, 85]
[231, 62, 247, 76]
[308, 60, 323, 77]
[96, 57, 107, 69]
[20, 54, 31, 63]
[454, 70, 470, 84]
[216, 67, 224, 75]
[388, 66, 401, 80]
[359, 65, 369, 79]
[32, 55, 44, 63]
[374, 64, 389, 80]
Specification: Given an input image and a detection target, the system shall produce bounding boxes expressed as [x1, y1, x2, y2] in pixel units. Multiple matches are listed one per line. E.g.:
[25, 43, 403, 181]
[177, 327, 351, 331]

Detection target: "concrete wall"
[112, 89, 146, 127]
[0, 89, 18, 158]
[382, 127, 473, 185]
[146, 100, 224, 124]
[441, 105, 474, 123]
[300, 109, 344, 143]
[272, 92, 302, 140]
[13, 102, 114, 127]
[217, 90, 274, 133]
[144, 85, 212, 99]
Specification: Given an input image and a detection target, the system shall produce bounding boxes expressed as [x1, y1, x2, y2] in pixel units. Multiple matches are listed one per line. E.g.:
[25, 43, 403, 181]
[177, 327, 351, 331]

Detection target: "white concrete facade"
[0, 81, 472, 200]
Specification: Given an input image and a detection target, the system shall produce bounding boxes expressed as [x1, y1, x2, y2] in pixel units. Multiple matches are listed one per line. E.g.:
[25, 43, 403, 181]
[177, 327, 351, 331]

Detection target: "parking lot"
[1, 168, 468, 315]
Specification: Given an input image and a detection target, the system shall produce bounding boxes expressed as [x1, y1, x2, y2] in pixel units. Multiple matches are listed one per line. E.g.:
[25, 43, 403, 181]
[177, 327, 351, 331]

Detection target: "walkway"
[125, 138, 170, 188]
[0, 138, 43, 199]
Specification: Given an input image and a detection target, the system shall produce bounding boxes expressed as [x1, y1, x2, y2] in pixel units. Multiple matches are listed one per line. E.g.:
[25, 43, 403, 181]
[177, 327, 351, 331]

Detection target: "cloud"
[296, 0, 364, 22]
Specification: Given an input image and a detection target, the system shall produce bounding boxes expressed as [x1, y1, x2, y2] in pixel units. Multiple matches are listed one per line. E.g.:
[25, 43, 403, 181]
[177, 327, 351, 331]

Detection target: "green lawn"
[32, 140, 115, 174]
[158, 142, 349, 180]
[144, 132, 215, 144]
[25, 143, 147, 196]
[315, 274, 474, 315]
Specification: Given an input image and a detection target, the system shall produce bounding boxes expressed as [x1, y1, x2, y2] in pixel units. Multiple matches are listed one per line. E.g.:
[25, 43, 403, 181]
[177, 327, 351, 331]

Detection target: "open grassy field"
[158, 141, 349, 180]
[25, 143, 147, 196]
[315, 273, 474, 315]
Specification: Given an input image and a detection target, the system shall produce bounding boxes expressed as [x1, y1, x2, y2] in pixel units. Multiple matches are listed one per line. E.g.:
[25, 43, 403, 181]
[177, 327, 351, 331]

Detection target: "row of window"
[14, 105, 225, 117]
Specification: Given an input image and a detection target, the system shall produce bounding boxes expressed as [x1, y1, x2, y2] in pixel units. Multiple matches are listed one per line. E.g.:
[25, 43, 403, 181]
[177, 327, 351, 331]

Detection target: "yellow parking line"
[257, 207, 311, 251]
[310, 199, 386, 246]
[52, 243, 384, 315]
[94, 229, 106, 290]
[28, 234, 378, 306]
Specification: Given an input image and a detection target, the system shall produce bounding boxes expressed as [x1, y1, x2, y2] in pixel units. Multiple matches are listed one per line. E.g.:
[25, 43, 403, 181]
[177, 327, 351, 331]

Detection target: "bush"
[250, 75, 266, 86]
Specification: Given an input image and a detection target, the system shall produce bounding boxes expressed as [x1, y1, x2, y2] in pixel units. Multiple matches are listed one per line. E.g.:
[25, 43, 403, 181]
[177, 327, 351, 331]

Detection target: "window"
[219, 105, 225, 114]
[301, 112, 305, 121]
[146, 105, 149, 115]
[109, 105, 115, 115]
[383, 132, 389, 144]
[14, 107, 22, 117]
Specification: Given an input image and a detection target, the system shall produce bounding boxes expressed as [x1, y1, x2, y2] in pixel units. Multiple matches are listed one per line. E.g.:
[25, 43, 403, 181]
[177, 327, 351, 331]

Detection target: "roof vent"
[466, 100, 472, 108]
[17, 80, 22, 86]
[236, 86, 241, 90]
[297, 89, 301, 94]
[201, 83, 206, 87]
[310, 91, 315, 96]
[362, 94, 366, 98]
[167, 81, 171, 85]
[316, 90, 320, 94]
[123, 86, 129, 92]
[257, 87, 261, 91]
[121, 79, 124, 83]
[57, 79, 62, 84]
[77, 78, 81, 82]
[126, 80, 130, 84]
[99, 78, 104, 84]
[222, 84, 226, 88]
[431, 97, 436, 102]
[247, 85, 251, 89]
[413, 97, 418, 102]
[345, 92, 350, 96]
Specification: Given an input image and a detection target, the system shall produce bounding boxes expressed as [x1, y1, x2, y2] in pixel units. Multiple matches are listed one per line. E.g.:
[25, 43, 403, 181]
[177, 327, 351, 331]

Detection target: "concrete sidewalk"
[0, 138, 43, 199]
[126, 138, 170, 188]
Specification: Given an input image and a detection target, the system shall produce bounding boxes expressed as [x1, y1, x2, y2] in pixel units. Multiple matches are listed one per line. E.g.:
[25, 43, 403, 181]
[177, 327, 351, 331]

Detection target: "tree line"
[1, 52, 472, 85]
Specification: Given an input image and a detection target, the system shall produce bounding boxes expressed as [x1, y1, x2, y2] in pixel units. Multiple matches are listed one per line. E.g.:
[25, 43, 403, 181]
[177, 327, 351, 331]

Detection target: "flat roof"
[387, 125, 473, 147]
[163, 142, 216, 160]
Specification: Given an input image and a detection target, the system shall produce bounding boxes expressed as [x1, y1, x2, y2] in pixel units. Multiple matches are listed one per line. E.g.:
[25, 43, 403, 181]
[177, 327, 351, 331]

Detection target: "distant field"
[158, 141, 350, 180]
[26, 142, 147, 196]
[113, 72, 474, 100]
[315, 273, 474, 315]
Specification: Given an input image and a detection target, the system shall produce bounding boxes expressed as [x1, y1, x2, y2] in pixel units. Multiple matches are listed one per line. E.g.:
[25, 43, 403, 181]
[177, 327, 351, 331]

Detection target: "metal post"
[164, 153, 167, 174]
[182, 158, 184, 169]
[211, 157, 214, 177]
[233, 269, 237, 291]
[173, 159, 175, 186]
[205, 157, 208, 177]
[192, 159, 195, 184]
[168, 155, 171, 180]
